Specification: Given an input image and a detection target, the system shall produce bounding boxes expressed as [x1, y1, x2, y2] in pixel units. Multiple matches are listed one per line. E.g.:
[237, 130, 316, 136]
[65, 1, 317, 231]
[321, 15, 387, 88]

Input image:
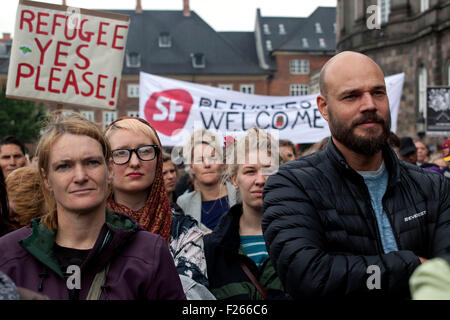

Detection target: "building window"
[158, 32, 171, 48]
[279, 24, 286, 35]
[126, 52, 141, 68]
[302, 38, 309, 48]
[319, 38, 326, 48]
[0, 43, 9, 58]
[266, 40, 272, 51]
[240, 84, 254, 94]
[103, 111, 117, 130]
[191, 53, 205, 68]
[420, 0, 429, 12]
[315, 23, 322, 33]
[290, 84, 309, 96]
[448, 63, 450, 85]
[127, 84, 139, 98]
[333, 23, 336, 33]
[290, 59, 309, 75]
[418, 67, 427, 117]
[378, 0, 391, 24]
[354, 0, 359, 20]
[263, 24, 270, 35]
[218, 84, 233, 90]
[127, 111, 140, 118]
[80, 111, 95, 122]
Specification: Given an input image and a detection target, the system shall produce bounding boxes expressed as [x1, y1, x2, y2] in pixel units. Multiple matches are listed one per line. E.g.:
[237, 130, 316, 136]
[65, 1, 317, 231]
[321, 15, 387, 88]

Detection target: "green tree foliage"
[0, 85, 45, 144]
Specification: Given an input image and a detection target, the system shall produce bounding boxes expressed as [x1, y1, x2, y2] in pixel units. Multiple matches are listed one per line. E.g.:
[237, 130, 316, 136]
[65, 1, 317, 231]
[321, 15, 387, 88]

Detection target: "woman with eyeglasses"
[104, 117, 215, 300]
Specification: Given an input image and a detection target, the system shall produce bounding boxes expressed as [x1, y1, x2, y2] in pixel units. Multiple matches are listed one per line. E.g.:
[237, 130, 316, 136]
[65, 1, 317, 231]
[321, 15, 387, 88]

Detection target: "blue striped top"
[240, 235, 269, 268]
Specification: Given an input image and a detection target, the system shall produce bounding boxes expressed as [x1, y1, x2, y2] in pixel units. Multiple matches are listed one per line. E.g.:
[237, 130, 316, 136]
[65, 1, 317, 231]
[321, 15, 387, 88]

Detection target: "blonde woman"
[204, 128, 287, 300]
[177, 129, 237, 232]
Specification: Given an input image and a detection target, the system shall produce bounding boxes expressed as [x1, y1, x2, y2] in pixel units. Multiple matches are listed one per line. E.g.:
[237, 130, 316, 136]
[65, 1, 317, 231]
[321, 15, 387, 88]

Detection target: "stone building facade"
[337, 0, 450, 142]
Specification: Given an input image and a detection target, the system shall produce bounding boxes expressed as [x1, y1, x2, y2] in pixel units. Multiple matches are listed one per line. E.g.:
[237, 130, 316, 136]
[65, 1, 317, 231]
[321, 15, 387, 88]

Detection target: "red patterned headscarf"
[105, 117, 172, 243]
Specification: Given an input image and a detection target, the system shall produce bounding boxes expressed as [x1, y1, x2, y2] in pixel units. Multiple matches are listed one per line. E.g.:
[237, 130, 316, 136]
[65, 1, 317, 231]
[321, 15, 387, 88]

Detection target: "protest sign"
[6, 0, 129, 109]
[139, 72, 405, 146]
[426, 87, 450, 135]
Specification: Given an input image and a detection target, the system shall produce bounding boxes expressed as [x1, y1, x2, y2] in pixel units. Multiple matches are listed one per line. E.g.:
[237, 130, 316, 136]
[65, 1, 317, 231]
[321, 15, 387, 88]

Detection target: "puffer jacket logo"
[404, 210, 427, 222]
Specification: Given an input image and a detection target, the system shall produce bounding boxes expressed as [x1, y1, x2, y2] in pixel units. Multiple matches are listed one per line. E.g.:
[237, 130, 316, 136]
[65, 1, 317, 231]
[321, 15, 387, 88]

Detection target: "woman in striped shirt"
[204, 128, 289, 300]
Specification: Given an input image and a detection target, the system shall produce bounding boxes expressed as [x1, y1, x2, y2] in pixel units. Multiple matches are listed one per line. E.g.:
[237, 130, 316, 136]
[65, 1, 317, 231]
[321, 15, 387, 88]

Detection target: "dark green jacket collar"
[20, 209, 138, 278]
[208, 203, 244, 255]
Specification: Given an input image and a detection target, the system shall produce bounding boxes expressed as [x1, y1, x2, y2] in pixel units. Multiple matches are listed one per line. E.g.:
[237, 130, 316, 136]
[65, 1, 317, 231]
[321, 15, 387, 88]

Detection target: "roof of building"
[106, 9, 267, 75]
[259, 16, 307, 50]
[279, 7, 336, 52]
[256, 7, 336, 70]
[219, 31, 260, 67]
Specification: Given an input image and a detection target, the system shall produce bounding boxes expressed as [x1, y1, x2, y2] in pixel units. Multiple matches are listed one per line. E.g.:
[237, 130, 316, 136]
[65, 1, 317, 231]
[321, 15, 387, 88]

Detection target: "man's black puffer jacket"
[262, 139, 450, 299]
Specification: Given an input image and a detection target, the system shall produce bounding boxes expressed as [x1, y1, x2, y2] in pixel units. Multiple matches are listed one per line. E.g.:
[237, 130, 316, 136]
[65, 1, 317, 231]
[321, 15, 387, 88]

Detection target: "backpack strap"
[86, 263, 110, 300]
[238, 259, 267, 299]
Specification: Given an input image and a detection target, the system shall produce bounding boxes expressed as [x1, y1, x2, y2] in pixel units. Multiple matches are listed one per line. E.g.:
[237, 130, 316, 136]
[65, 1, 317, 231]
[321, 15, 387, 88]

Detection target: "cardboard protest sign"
[6, 0, 129, 109]
[139, 72, 405, 146]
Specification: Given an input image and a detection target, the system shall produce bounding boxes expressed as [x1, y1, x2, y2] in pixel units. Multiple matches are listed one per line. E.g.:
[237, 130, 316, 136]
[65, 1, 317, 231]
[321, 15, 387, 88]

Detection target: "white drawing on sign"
[428, 88, 450, 121]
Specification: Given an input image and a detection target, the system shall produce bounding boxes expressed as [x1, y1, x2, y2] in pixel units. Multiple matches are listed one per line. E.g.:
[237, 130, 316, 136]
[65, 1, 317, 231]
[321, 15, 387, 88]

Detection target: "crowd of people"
[0, 51, 449, 300]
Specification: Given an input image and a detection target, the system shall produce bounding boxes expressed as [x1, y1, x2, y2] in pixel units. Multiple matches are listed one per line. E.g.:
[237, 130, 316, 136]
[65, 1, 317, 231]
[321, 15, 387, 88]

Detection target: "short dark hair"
[162, 151, 172, 163]
[0, 136, 26, 155]
[399, 136, 417, 157]
[0, 168, 8, 222]
[279, 139, 296, 154]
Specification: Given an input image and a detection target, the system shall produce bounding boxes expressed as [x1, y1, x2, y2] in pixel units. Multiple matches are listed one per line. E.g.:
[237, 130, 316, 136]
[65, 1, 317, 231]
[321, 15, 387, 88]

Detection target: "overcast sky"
[0, 0, 336, 36]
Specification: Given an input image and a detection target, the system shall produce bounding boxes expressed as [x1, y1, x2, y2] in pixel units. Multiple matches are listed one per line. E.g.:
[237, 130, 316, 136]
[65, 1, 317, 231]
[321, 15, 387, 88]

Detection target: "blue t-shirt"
[201, 196, 229, 230]
[358, 161, 399, 254]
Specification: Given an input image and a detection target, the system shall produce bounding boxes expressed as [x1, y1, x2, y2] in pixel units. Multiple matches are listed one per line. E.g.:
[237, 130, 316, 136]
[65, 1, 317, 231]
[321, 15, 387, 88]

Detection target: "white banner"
[6, 0, 129, 109]
[139, 72, 404, 146]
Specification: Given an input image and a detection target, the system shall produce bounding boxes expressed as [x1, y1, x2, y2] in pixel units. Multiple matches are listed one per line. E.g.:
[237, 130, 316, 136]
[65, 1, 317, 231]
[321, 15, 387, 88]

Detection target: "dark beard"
[328, 110, 391, 156]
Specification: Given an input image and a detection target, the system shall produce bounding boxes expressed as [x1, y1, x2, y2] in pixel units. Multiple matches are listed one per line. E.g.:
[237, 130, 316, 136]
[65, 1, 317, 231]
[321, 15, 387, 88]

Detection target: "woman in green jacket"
[204, 128, 289, 300]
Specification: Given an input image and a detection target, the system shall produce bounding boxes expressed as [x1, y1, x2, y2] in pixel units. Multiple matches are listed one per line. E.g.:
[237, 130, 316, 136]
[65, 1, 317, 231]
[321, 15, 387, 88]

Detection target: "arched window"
[378, 0, 391, 24]
[420, 0, 429, 12]
[448, 63, 450, 85]
[418, 67, 427, 118]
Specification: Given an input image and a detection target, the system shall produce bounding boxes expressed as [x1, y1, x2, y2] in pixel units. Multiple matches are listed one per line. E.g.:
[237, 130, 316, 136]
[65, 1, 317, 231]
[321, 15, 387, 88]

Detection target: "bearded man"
[262, 51, 450, 299]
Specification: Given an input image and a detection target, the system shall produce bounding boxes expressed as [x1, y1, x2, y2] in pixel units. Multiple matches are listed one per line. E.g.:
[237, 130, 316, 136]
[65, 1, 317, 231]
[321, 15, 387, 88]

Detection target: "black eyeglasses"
[111, 145, 159, 165]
